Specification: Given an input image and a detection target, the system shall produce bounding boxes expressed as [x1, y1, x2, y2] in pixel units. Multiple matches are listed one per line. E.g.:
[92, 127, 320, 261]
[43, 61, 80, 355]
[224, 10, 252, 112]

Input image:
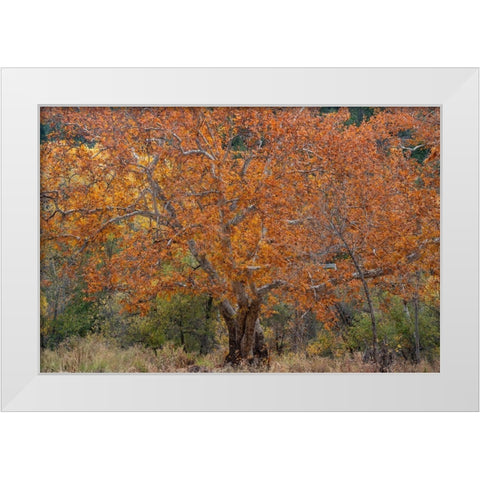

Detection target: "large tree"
[40, 106, 439, 365]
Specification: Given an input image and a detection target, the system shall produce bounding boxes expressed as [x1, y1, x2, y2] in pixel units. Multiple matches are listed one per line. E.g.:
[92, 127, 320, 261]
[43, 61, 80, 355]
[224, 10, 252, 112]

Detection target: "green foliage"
[344, 314, 374, 352]
[263, 303, 293, 353]
[415, 304, 440, 361]
[231, 134, 247, 152]
[40, 120, 95, 146]
[318, 107, 375, 126]
[410, 146, 431, 164]
[319, 107, 340, 115]
[41, 291, 99, 349]
[126, 294, 218, 353]
[301, 292, 440, 366]
[376, 295, 440, 362]
[40, 122, 53, 143]
[345, 107, 375, 126]
[263, 304, 319, 354]
[306, 327, 339, 357]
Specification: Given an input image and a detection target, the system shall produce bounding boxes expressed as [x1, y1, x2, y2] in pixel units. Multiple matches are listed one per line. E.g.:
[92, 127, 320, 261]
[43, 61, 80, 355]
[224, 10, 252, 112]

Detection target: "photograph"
[40, 106, 440, 373]
[1, 3, 479, 478]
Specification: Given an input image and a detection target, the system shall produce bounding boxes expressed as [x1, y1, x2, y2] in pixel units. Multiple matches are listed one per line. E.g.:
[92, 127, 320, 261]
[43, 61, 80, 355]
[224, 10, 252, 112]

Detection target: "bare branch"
[187, 239, 222, 283]
[257, 280, 286, 296]
[172, 133, 216, 161]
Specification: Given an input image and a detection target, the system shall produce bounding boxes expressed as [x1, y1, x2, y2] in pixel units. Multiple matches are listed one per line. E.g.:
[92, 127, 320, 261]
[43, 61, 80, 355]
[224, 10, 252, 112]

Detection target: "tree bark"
[220, 299, 269, 366]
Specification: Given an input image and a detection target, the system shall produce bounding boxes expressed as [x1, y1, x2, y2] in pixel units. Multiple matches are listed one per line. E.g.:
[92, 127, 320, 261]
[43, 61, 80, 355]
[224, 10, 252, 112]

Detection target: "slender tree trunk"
[413, 296, 420, 363]
[199, 295, 214, 354]
[341, 246, 378, 363]
[413, 271, 421, 363]
[403, 299, 411, 321]
[359, 276, 378, 364]
[179, 328, 186, 351]
[333, 227, 378, 364]
[51, 288, 60, 343]
[403, 293, 420, 363]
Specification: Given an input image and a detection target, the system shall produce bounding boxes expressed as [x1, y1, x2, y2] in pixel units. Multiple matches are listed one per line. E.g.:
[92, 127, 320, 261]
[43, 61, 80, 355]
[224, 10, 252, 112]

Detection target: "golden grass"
[40, 335, 439, 373]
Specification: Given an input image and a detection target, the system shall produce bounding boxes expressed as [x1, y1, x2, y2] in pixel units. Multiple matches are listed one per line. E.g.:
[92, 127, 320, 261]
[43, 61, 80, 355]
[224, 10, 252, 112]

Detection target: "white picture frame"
[1, 68, 478, 411]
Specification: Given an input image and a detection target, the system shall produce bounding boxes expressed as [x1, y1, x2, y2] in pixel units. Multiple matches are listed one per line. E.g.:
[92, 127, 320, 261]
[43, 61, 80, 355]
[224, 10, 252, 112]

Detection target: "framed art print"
[1, 68, 478, 411]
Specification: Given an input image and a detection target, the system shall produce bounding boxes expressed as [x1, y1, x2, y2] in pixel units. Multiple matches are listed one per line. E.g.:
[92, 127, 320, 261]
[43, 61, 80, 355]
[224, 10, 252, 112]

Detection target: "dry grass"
[40, 335, 439, 373]
[268, 352, 438, 373]
[40, 335, 200, 373]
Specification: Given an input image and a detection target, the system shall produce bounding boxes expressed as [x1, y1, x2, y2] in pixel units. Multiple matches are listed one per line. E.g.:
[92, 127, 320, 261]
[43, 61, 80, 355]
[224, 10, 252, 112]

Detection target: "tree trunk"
[199, 295, 214, 355]
[413, 273, 421, 364]
[345, 252, 378, 364]
[405, 294, 420, 364]
[334, 229, 378, 365]
[220, 300, 269, 366]
[179, 328, 186, 351]
[360, 276, 378, 364]
[413, 270, 421, 363]
[413, 296, 420, 363]
[253, 318, 269, 360]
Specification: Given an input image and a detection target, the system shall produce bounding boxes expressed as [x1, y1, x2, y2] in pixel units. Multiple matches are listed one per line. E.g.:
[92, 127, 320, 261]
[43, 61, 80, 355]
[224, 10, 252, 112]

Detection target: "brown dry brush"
[40, 335, 439, 373]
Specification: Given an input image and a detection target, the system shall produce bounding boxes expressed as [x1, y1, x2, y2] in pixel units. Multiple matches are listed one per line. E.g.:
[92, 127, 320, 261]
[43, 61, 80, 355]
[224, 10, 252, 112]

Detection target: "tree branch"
[257, 280, 286, 296]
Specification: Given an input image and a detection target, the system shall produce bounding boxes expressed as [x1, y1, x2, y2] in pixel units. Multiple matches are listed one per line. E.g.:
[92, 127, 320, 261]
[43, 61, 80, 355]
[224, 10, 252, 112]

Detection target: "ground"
[40, 335, 439, 373]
